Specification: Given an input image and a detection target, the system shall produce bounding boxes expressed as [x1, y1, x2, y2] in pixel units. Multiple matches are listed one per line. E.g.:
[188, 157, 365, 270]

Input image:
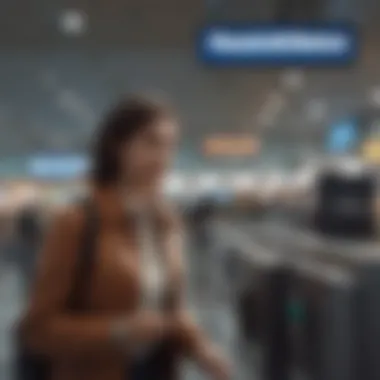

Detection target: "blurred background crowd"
[1, 0, 380, 379]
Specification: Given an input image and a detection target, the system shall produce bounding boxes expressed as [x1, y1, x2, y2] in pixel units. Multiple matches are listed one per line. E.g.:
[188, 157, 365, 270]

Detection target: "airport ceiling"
[0, 0, 378, 48]
[0, 0, 379, 157]
[0, 0, 205, 48]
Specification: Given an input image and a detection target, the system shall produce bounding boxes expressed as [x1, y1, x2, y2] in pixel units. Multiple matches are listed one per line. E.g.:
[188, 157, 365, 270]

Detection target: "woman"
[20, 96, 230, 380]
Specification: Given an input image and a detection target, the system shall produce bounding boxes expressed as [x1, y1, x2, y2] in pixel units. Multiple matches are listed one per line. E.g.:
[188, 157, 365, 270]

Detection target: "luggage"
[314, 170, 376, 239]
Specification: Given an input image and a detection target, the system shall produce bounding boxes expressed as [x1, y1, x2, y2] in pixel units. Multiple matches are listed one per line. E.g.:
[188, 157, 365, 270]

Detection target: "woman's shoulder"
[35, 203, 91, 276]
[48, 203, 87, 237]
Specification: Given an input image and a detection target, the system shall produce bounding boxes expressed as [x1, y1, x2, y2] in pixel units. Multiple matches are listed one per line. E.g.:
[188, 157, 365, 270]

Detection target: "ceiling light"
[164, 173, 185, 195]
[58, 9, 88, 36]
[197, 172, 220, 191]
[231, 172, 257, 190]
[281, 70, 305, 91]
[369, 87, 380, 108]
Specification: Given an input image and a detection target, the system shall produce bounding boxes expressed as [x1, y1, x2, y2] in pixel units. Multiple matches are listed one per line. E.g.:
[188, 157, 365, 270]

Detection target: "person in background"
[20, 95, 230, 380]
[8, 203, 43, 301]
[189, 196, 215, 247]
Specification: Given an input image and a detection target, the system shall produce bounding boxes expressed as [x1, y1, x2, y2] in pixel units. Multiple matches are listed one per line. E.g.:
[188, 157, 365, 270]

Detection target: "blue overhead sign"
[27, 154, 89, 180]
[326, 119, 358, 153]
[198, 24, 357, 66]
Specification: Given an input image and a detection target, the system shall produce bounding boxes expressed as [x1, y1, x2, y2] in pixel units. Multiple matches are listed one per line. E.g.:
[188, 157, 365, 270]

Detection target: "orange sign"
[203, 134, 260, 156]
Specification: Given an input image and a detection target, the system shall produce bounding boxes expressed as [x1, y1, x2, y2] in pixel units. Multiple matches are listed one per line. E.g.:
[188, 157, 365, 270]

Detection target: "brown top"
[21, 188, 204, 380]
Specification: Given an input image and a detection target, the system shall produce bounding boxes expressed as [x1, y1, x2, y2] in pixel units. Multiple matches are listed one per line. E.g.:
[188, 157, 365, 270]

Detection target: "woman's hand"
[196, 343, 231, 380]
[170, 312, 231, 379]
[127, 310, 170, 344]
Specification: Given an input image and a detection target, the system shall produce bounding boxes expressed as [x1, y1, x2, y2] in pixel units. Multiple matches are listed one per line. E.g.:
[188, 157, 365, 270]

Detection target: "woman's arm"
[162, 213, 230, 379]
[20, 206, 168, 358]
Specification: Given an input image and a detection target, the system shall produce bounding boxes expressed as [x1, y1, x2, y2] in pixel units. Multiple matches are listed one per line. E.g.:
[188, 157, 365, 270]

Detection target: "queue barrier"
[215, 225, 291, 380]
[213, 222, 377, 380]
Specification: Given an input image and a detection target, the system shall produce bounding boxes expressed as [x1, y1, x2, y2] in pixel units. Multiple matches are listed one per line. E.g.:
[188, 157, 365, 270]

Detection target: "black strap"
[68, 199, 98, 311]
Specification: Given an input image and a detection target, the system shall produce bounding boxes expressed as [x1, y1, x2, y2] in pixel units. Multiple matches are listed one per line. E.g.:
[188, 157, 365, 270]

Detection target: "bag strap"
[68, 199, 99, 310]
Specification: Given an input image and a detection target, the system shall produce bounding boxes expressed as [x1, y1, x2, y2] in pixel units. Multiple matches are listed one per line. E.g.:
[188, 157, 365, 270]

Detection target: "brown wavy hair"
[91, 95, 173, 186]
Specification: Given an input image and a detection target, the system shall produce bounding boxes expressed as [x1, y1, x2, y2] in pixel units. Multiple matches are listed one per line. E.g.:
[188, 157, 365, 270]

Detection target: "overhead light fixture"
[164, 173, 185, 195]
[257, 92, 285, 128]
[281, 70, 305, 91]
[369, 87, 380, 108]
[58, 9, 88, 36]
[231, 172, 257, 191]
[196, 172, 220, 191]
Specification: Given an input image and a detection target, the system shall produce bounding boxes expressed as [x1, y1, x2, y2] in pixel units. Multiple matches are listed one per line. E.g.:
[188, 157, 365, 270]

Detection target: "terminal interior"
[2, 1, 380, 379]
[2, 156, 380, 380]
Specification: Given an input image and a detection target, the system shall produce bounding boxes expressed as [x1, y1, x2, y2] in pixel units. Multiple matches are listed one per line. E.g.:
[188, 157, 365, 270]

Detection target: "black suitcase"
[314, 170, 376, 239]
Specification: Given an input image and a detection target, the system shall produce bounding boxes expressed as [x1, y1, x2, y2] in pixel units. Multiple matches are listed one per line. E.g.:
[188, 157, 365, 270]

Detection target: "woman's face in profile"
[122, 117, 178, 184]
